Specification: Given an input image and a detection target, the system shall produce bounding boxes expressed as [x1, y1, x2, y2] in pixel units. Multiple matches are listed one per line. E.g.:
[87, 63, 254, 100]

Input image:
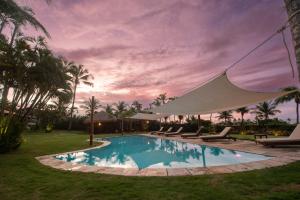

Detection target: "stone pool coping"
[36, 134, 300, 176]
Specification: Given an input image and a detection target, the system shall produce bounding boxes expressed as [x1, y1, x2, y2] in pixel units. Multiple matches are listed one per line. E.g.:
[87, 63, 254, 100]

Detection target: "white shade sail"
[150, 72, 292, 115]
[129, 113, 169, 120]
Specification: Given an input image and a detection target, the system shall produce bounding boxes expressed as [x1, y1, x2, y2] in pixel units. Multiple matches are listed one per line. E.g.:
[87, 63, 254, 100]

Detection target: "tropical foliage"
[236, 107, 249, 128]
[68, 64, 93, 129]
[80, 97, 101, 116]
[217, 111, 233, 124]
[252, 101, 281, 121]
[275, 87, 300, 123]
[0, 0, 87, 152]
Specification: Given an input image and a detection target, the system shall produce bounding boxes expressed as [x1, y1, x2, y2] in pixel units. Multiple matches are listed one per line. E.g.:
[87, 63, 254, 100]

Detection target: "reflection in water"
[55, 135, 270, 169]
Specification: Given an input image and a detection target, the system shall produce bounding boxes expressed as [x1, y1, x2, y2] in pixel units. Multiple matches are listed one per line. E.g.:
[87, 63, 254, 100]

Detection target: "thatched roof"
[84, 111, 117, 124]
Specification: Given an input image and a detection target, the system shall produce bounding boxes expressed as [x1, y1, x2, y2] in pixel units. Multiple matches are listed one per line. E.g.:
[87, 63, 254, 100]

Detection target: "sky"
[15, 0, 299, 121]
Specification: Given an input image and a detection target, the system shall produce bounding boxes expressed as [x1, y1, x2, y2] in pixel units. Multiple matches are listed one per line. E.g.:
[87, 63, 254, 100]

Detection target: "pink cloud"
[16, 0, 298, 121]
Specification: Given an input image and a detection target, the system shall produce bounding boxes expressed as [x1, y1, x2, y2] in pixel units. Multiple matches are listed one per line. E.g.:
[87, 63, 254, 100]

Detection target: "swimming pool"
[55, 135, 270, 169]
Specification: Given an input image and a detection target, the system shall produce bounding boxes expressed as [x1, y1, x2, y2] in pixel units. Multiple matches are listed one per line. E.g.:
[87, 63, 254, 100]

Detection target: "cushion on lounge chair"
[181, 126, 204, 137]
[200, 127, 231, 139]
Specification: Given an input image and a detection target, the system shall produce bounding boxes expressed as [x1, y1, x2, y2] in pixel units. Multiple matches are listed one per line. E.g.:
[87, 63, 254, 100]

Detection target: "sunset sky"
[16, 0, 299, 121]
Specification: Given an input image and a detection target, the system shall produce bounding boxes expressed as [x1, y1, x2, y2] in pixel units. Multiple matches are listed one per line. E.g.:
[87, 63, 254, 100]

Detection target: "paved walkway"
[36, 134, 300, 176]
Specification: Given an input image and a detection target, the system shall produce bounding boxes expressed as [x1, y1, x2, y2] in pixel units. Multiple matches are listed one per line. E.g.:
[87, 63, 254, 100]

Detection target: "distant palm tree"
[217, 111, 233, 124]
[68, 64, 93, 129]
[80, 98, 101, 116]
[178, 115, 184, 124]
[131, 100, 142, 112]
[236, 107, 249, 128]
[275, 87, 300, 123]
[151, 99, 161, 107]
[252, 101, 281, 121]
[157, 93, 167, 104]
[104, 104, 114, 116]
[114, 101, 128, 118]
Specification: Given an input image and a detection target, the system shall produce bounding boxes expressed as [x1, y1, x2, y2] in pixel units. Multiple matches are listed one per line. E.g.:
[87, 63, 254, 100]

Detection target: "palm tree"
[284, 0, 300, 80]
[0, 37, 72, 152]
[178, 115, 184, 124]
[104, 104, 114, 116]
[80, 98, 101, 116]
[0, 0, 50, 42]
[217, 111, 233, 124]
[157, 93, 167, 104]
[131, 100, 142, 112]
[252, 101, 281, 121]
[151, 99, 161, 107]
[236, 107, 249, 128]
[0, 0, 50, 115]
[114, 101, 128, 118]
[275, 87, 300, 123]
[68, 64, 93, 130]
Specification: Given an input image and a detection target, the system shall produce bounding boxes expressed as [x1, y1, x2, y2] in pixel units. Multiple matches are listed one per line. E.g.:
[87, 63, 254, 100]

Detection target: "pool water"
[55, 135, 270, 169]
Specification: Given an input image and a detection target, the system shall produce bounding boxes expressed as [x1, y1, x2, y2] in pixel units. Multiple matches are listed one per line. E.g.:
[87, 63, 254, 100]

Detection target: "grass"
[0, 130, 299, 200]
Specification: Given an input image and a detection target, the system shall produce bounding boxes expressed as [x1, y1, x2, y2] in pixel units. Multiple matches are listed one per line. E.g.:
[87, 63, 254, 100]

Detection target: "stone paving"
[36, 134, 300, 176]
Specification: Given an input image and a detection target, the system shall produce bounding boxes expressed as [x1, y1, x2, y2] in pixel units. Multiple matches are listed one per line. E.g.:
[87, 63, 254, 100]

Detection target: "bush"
[0, 119, 24, 153]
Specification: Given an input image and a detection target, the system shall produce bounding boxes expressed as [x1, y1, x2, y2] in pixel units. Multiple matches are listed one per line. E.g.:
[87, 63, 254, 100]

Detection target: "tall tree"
[178, 115, 184, 124]
[0, 0, 50, 116]
[157, 93, 167, 104]
[236, 107, 249, 128]
[217, 111, 233, 124]
[151, 99, 161, 107]
[131, 100, 142, 112]
[275, 87, 300, 123]
[114, 101, 128, 118]
[252, 101, 281, 121]
[284, 0, 300, 80]
[0, 0, 50, 37]
[68, 64, 93, 130]
[0, 36, 72, 152]
[104, 104, 114, 116]
[80, 97, 101, 116]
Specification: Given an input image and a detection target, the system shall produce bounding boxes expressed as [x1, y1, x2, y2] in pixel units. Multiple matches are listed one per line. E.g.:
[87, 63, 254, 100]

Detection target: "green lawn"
[0, 131, 300, 200]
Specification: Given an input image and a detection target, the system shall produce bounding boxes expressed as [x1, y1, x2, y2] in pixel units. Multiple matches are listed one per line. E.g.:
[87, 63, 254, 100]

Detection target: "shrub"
[0, 119, 24, 153]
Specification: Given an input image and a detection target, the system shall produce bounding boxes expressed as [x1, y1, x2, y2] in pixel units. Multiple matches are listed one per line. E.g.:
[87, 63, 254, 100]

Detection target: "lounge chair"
[256, 124, 300, 147]
[181, 126, 204, 138]
[199, 127, 235, 141]
[150, 127, 164, 135]
[165, 127, 183, 137]
[156, 127, 173, 135]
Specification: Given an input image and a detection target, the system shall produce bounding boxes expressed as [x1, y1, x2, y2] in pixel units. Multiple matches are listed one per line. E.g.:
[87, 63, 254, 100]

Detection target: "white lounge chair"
[165, 127, 183, 137]
[257, 124, 300, 146]
[181, 126, 204, 138]
[199, 127, 235, 141]
[156, 127, 173, 135]
[150, 127, 164, 135]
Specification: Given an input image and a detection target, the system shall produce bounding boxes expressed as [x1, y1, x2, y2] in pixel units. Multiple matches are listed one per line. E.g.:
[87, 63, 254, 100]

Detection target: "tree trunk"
[0, 83, 9, 116]
[197, 115, 201, 129]
[9, 25, 18, 46]
[0, 26, 19, 116]
[241, 113, 244, 128]
[89, 96, 94, 146]
[296, 101, 299, 123]
[68, 84, 77, 130]
[0, 21, 6, 33]
[284, 0, 300, 80]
